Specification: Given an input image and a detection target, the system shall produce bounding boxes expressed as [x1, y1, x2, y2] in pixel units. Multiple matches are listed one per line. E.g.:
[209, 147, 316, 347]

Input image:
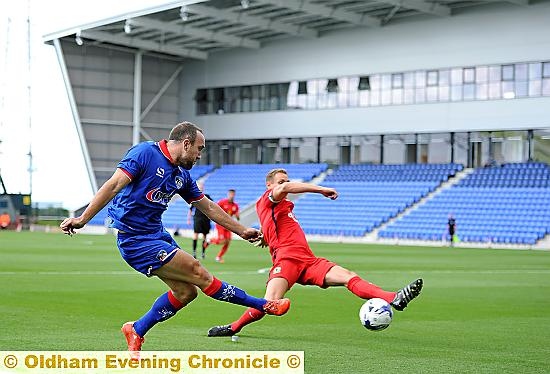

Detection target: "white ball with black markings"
[359, 298, 393, 331]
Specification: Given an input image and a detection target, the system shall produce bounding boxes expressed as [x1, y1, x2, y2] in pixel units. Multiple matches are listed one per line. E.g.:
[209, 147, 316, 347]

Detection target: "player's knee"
[171, 285, 198, 305]
[190, 259, 211, 286]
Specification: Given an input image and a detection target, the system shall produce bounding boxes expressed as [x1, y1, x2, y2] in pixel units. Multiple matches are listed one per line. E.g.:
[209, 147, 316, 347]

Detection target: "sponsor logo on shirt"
[156, 167, 165, 178]
[175, 176, 183, 189]
[146, 188, 175, 205]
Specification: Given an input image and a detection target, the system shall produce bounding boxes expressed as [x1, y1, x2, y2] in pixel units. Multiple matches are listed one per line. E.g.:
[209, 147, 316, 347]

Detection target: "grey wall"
[64, 42, 181, 185]
[179, 2, 550, 140]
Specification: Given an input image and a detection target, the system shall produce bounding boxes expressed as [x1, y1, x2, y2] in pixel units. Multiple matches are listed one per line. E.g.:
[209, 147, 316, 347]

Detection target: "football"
[359, 298, 393, 331]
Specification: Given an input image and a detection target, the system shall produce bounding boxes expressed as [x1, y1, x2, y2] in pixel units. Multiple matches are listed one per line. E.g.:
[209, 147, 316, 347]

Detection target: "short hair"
[169, 121, 203, 144]
[228, 189, 236, 193]
[266, 168, 288, 182]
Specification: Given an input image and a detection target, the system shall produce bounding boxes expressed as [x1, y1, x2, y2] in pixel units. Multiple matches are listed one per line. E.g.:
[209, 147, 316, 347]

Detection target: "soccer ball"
[359, 298, 393, 331]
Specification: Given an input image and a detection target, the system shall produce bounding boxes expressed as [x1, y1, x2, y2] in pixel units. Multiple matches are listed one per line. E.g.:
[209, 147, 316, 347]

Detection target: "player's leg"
[153, 250, 290, 315]
[324, 265, 397, 303]
[216, 238, 230, 262]
[208, 278, 290, 337]
[122, 279, 195, 358]
[191, 232, 199, 258]
[324, 265, 423, 311]
[208, 259, 299, 337]
[201, 233, 208, 259]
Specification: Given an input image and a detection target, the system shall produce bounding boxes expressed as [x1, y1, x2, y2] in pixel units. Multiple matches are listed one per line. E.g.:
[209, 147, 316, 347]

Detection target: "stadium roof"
[43, 0, 540, 61]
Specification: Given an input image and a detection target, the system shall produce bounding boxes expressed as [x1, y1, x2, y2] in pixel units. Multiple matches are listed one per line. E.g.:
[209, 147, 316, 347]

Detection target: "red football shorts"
[215, 225, 232, 241]
[267, 256, 336, 289]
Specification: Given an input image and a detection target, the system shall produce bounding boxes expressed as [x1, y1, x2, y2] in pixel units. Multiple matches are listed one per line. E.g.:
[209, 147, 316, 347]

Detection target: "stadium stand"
[189, 164, 215, 181]
[294, 163, 463, 237]
[161, 163, 327, 230]
[379, 162, 550, 245]
[202, 163, 328, 207]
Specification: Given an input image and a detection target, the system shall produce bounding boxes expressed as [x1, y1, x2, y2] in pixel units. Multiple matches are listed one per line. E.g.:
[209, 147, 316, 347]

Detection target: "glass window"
[392, 73, 403, 88]
[543, 78, 550, 96]
[370, 75, 381, 91]
[403, 72, 414, 88]
[415, 71, 426, 88]
[370, 90, 381, 106]
[488, 82, 501, 99]
[544, 62, 550, 78]
[502, 82, 514, 99]
[358, 90, 370, 107]
[529, 80, 541, 97]
[451, 68, 463, 85]
[427, 86, 438, 102]
[515, 64, 528, 81]
[529, 63, 542, 79]
[515, 81, 528, 97]
[502, 65, 514, 81]
[439, 69, 450, 86]
[415, 88, 426, 103]
[488, 66, 501, 82]
[439, 86, 450, 101]
[392, 88, 403, 105]
[381, 74, 392, 90]
[464, 67, 475, 83]
[476, 83, 488, 100]
[451, 85, 462, 101]
[476, 66, 488, 83]
[427, 70, 438, 86]
[463, 83, 475, 100]
[381, 89, 392, 105]
[403, 88, 414, 104]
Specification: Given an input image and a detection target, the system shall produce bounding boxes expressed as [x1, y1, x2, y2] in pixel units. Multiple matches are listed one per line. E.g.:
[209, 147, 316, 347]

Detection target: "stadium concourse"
[85, 161, 550, 249]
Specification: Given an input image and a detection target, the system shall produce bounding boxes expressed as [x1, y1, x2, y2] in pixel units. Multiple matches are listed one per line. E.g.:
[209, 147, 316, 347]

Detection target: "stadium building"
[43, 0, 550, 247]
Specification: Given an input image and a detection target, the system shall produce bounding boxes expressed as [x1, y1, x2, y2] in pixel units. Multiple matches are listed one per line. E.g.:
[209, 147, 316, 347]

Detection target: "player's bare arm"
[271, 181, 338, 202]
[59, 168, 131, 235]
[193, 198, 259, 240]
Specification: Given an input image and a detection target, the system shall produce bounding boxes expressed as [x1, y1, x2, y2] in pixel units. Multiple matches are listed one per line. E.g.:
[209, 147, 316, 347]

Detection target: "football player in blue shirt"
[60, 122, 290, 358]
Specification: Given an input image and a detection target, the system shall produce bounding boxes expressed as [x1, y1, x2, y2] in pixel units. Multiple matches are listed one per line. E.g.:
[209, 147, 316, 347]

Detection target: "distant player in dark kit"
[187, 183, 213, 259]
[60, 122, 290, 359]
[207, 168, 423, 337]
[447, 214, 457, 246]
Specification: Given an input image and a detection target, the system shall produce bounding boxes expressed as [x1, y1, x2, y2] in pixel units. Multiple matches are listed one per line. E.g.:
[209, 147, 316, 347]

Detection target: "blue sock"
[203, 277, 266, 311]
[133, 291, 183, 337]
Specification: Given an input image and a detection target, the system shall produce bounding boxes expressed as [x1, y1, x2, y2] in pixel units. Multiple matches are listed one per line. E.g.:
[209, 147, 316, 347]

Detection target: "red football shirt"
[217, 198, 239, 217]
[256, 189, 315, 260]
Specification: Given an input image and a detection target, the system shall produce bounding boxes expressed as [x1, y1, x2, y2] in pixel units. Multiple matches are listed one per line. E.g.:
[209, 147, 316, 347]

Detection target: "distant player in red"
[208, 168, 423, 337]
[211, 189, 240, 263]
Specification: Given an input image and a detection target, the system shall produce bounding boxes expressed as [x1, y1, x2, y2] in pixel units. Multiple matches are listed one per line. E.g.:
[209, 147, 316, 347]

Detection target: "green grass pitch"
[1, 231, 549, 373]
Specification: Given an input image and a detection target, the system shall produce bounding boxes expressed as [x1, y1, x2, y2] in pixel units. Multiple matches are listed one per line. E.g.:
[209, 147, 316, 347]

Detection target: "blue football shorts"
[117, 229, 180, 277]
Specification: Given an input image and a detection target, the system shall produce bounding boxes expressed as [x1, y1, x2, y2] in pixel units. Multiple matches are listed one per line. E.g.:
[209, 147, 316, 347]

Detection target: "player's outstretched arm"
[271, 182, 338, 202]
[60, 168, 131, 236]
[193, 198, 260, 241]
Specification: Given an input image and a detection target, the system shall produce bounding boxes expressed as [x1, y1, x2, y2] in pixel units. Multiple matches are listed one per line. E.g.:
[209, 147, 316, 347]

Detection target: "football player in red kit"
[208, 168, 423, 337]
[211, 189, 240, 263]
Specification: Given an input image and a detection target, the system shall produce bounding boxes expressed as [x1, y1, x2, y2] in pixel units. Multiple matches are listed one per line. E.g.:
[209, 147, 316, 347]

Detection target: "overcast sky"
[0, 0, 174, 210]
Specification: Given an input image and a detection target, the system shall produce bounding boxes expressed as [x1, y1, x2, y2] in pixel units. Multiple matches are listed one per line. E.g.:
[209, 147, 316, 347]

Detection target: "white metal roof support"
[52, 39, 98, 193]
[132, 51, 143, 146]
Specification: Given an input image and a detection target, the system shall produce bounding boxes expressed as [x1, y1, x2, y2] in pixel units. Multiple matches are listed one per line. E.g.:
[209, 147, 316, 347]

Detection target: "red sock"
[217, 243, 229, 258]
[230, 308, 266, 333]
[347, 276, 396, 303]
